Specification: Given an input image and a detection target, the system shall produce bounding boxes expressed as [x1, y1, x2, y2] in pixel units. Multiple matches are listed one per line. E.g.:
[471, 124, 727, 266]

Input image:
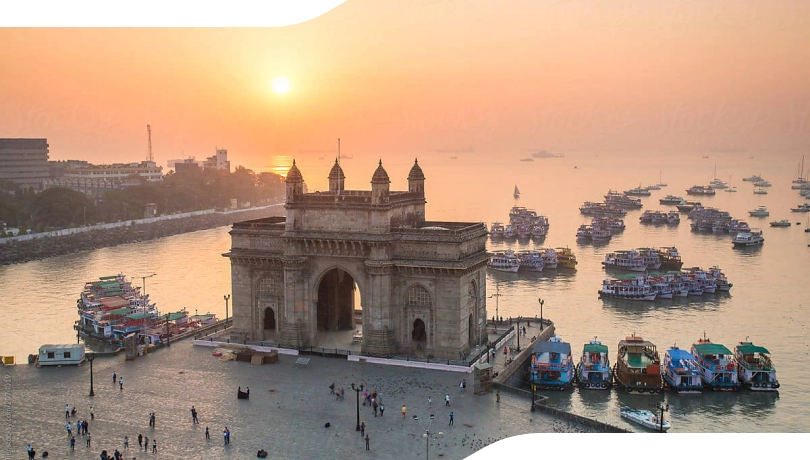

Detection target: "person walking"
[152, 439, 157, 453]
[118, 377, 123, 390]
[205, 426, 210, 440]
[137, 434, 143, 449]
[428, 395, 432, 408]
[191, 406, 198, 424]
[86, 432, 91, 448]
[90, 405, 94, 420]
[445, 394, 450, 406]
[449, 412, 454, 425]
[329, 382, 335, 395]
[26, 443, 34, 460]
[373, 401, 378, 417]
[459, 381, 464, 393]
[365, 434, 370, 451]
[379, 404, 384, 416]
[124, 435, 129, 450]
[65, 404, 70, 419]
[112, 371, 116, 383]
[66, 422, 72, 436]
[360, 422, 365, 437]
[401, 405, 407, 418]
[75, 420, 81, 435]
[143, 436, 148, 451]
[496, 390, 501, 403]
[70, 436, 75, 451]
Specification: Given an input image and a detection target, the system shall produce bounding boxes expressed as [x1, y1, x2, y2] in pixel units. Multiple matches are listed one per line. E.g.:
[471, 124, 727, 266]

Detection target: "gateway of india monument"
[224, 159, 490, 360]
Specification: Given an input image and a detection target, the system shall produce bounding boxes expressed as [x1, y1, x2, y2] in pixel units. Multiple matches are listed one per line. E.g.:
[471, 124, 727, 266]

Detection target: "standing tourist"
[118, 377, 123, 390]
[65, 404, 70, 419]
[445, 394, 451, 406]
[112, 371, 116, 383]
[365, 434, 370, 451]
[137, 434, 143, 449]
[401, 405, 407, 418]
[205, 426, 210, 440]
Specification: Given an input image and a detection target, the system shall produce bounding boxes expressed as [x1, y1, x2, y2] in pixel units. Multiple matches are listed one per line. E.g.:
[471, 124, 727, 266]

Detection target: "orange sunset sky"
[1, 0, 809, 172]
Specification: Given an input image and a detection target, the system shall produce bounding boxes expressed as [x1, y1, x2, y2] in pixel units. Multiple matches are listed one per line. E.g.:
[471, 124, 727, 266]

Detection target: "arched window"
[407, 285, 431, 307]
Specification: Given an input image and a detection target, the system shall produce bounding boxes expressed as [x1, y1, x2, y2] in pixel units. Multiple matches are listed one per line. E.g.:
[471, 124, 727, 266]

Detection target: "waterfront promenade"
[4, 333, 602, 459]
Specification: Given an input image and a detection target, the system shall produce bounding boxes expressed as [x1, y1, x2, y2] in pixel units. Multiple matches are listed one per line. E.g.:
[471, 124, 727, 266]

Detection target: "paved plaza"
[3, 326, 600, 460]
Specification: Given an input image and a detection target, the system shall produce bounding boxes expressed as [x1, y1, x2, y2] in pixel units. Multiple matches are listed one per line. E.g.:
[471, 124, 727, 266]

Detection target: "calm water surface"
[2, 152, 808, 432]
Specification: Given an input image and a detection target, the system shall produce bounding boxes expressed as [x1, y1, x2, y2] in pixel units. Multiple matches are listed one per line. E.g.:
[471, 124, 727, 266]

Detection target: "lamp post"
[413, 414, 441, 459]
[86, 352, 96, 397]
[514, 316, 521, 352]
[139, 273, 157, 309]
[224, 294, 231, 326]
[351, 383, 364, 431]
[652, 402, 669, 432]
[531, 383, 536, 412]
[538, 298, 544, 330]
[488, 282, 502, 326]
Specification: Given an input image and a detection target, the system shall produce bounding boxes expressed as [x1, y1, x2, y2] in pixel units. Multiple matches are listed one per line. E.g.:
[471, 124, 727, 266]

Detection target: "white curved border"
[2, 0, 347, 27]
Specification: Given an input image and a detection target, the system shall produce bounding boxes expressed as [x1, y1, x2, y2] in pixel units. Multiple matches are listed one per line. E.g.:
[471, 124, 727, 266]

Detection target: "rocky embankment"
[0, 206, 282, 265]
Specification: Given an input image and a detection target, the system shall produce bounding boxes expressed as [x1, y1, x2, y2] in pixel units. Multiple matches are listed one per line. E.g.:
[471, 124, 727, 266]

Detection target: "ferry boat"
[598, 276, 658, 301]
[554, 247, 578, 270]
[791, 203, 810, 212]
[734, 341, 780, 391]
[676, 201, 701, 213]
[503, 225, 517, 240]
[646, 275, 673, 299]
[602, 250, 647, 272]
[706, 266, 733, 291]
[529, 336, 575, 390]
[487, 251, 520, 273]
[614, 334, 664, 393]
[728, 219, 750, 233]
[742, 174, 764, 182]
[576, 339, 612, 390]
[770, 219, 791, 227]
[748, 206, 769, 217]
[489, 222, 505, 239]
[662, 346, 703, 393]
[620, 407, 670, 432]
[624, 186, 652, 197]
[753, 180, 771, 187]
[732, 230, 764, 247]
[753, 187, 768, 195]
[530, 224, 547, 240]
[604, 190, 643, 209]
[657, 247, 683, 270]
[537, 248, 559, 269]
[635, 248, 662, 270]
[691, 336, 741, 391]
[686, 185, 716, 196]
[575, 224, 592, 240]
[516, 250, 545, 272]
[590, 226, 612, 241]
[666, 211, 680, 224]
[592, 216, 625, 231]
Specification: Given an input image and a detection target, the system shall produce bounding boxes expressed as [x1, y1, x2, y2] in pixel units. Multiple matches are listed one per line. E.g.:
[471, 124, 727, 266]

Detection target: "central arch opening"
[316, 268, 356, 332]
[412, 318, 427, 351]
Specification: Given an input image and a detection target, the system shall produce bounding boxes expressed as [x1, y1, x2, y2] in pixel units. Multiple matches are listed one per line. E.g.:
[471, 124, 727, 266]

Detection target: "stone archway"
[264, 307, 276, 331]
[412, 318, 427, 351]
[316, 268, 356, 332]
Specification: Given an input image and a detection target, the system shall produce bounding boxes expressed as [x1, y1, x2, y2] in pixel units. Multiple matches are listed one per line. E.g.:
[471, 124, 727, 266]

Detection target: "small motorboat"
[620, 406, 670, 432]
[238, 387, 250, 400]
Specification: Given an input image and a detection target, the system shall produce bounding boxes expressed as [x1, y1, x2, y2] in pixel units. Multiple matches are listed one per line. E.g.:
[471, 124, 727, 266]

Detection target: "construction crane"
[146, 124, 153, 162]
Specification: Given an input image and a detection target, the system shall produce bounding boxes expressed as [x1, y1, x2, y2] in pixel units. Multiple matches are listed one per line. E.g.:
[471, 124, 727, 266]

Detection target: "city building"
[43, 160, 163, 199]
[204, 148, 230, 173]
[224, 159, 489, 360]
[0, 138, 50, 190]
[173, 158, 200, 175]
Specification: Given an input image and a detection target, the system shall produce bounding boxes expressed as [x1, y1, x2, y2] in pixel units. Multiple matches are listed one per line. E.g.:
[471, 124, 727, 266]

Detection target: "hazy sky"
[2, 0, 809, 171]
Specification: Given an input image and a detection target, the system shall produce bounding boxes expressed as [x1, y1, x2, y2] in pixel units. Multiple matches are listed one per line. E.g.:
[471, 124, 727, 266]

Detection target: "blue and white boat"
[663, 346, 703, 393]
[691, 336, 741, 391]
[576, 339, 612, 390]
[530, 336, 575, 390]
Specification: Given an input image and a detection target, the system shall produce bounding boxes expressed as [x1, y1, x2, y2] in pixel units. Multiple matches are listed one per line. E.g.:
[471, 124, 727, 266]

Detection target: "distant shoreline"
[0, 204, 284, 266]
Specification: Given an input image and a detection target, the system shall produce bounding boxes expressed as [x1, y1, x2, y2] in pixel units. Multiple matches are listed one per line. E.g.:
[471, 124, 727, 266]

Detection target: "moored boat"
[625, 186, 651, 197]
[555, 247, 578, 270]
[487, 251, 520, 273]
[663, 346, 703, 393]
[686, 185, 716, 196]
[489, 222, 505, 239]
[602, 250, 647, 272]
[516, 250, 545, 272]
[599, 276, 657, 301]
[657, 247, 683, 270]
[620, 406, 671, 432]
[614, 334, 664, 393]
[659, 195, 684, 205]
[576, 339, 611, 390]
[529, 336, 575, 390]
[770, 219, 791, 227]
[734, 341, 780, 392]
[791, 203, 810, 212]
[691, 336, 741, 391]
[732, 229, 764, 247]
[748, 206, 769, 217]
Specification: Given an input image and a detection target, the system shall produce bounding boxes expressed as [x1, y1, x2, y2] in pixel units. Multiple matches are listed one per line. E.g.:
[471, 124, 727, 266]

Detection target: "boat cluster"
[528, 334, 779, 396]
[76, 273, 216, 347]
[487, 248, 577, 273]
[489, 206, 550, 241]
[639, 209, 679, 224]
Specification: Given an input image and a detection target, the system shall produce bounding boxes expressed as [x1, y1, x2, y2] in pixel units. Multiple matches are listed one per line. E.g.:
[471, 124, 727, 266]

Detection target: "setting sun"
[271, 76, 291, 94]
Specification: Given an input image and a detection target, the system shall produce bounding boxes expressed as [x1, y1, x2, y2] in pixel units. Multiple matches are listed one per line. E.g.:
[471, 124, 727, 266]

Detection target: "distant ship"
[519, 158, 534, 162]
[531, 149, 564, 158]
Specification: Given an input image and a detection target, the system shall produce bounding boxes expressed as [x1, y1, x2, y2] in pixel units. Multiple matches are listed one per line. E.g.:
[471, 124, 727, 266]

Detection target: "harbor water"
[1, 151, 809, 433]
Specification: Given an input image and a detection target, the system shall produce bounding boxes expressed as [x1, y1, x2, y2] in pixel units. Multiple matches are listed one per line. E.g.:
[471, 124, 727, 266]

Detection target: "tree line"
[0, 166, 285, 235]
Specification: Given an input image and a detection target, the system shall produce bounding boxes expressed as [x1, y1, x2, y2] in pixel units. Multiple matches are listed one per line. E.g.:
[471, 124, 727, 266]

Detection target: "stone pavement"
[4, 335, 600, 460]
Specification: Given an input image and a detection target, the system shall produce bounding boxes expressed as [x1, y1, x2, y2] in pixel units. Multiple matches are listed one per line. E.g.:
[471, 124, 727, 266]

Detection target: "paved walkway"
[4, 334, 599, 460]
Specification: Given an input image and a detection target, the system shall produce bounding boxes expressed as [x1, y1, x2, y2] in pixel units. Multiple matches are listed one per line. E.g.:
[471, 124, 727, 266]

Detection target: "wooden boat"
[576, 339, 611, 390]
[734, 341, 780, 392]
[613, 334, 663, 394]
